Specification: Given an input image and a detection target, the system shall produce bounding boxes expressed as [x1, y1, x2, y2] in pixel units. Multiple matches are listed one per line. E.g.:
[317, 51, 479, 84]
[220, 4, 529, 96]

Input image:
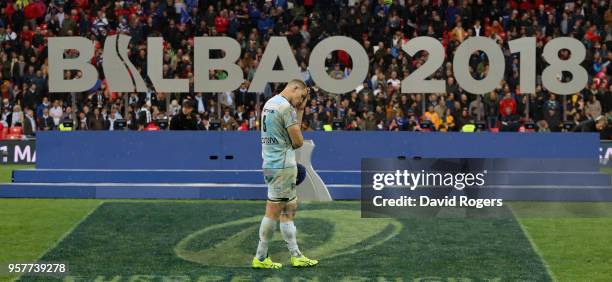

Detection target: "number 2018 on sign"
[403, 36, 586, 95]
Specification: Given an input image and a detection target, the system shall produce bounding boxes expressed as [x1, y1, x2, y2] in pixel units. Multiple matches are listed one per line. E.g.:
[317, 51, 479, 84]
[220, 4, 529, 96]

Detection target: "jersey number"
[262, 114, 267, 132]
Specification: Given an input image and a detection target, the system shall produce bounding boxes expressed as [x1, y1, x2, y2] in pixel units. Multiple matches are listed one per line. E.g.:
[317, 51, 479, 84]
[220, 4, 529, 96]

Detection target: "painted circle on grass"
[174, 209, 402, 267]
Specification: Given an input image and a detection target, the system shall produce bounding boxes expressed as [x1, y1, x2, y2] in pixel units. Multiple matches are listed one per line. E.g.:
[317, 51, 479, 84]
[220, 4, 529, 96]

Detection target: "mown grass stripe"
[511, 209, 557, 282]
[14, 201, 103, 282]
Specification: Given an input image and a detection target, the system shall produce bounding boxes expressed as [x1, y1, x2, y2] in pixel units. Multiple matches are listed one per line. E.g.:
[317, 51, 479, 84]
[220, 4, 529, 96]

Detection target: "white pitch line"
[16, 169, 604, 174]
[4, 182, 269, 187]
[3, 183, 612, 189]
[510, 208, 558, 282]
[1, 182, 361, 188]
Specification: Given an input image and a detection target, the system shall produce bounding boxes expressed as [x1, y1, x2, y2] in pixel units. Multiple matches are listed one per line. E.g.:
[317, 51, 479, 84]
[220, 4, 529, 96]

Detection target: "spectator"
[329, 64, 344, 80]
[198, 116, 211, 131]
[238, 120, 249, 131]
[544, 109, 562, 132]
[537, 120, 551, 133]
[469, 95, 485, 120]
[36, 97, 50, 118]
[169, 100, 198, 130]
[423, 105, 442, 130]
[444, 108, 456, 131]
[499, 92, 517, 117]
[574, 115, 612, 139]
[88, 107, 106, 130]
[500, 107, 520, 132]
[7, 105, 23, 126]
[106, 107, 122, 131]
[194, 93, 206, 114]
[0, 106, 8, 127]
[484, 91, 499, 128]
[49, 100, 63, 126]
[391, 111, 406, 131]
[22, 109, 36, 136]
[450, 21, 467, 43]
[38, 108, 54, 131]
[220, 107, 238, 130]
[137, 103, 152, 126]
[63, 106, 75, 122]
[77, 112, 88, 130]
[457, 107, 472, 129]
[23, 83, 37, 110]
[585, 95, 602, 120]
[215, 9, 229, 34]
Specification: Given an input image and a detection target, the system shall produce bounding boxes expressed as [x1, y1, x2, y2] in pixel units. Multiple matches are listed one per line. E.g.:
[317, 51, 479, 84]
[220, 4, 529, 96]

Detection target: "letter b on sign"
[48, 37, 98, 92]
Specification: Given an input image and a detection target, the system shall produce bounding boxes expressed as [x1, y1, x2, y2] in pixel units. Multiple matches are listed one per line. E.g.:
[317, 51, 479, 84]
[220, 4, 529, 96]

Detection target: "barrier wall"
[36, 131, 600, 170]
[3, 132, 608, 200]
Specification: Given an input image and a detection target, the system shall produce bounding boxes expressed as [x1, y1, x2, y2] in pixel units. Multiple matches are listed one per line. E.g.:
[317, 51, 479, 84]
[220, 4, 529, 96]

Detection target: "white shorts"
[263, 166, 297, 202]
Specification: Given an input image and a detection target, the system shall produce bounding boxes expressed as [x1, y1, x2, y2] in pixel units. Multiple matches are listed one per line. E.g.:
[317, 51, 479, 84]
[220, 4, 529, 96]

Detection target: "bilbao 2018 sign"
[48, 35, 587, 95]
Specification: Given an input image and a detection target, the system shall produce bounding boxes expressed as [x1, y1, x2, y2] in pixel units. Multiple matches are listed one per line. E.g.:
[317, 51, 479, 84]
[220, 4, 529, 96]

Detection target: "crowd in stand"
[0, 0, 611, 138]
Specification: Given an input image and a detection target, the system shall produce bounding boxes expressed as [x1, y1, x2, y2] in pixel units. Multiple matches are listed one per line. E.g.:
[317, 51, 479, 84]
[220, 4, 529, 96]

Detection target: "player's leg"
[252, 200, 284, 269]
[280, 196, 318, 267]
[253, 168, 288, 269]
[279, 198, 300, 257]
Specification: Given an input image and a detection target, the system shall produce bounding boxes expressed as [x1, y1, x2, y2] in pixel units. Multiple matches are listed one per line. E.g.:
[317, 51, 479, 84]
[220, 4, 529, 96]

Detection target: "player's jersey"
[261, 94, 298, 169]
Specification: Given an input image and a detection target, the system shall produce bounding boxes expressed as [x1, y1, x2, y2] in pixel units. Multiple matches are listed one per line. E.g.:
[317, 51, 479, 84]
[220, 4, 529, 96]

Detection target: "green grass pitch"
[18, 201, 550, 281]
[0, 165, 34, 184]
[1, 165, 612, 281]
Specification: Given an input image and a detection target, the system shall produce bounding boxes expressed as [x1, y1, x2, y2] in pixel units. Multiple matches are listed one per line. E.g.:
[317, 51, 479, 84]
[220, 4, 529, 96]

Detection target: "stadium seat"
[0, 127, 7, 139]
[9, 127, 23, 135]
[489, 127, 499, 133]
[144, 123, 160, 131]
[6, 133, 23, 140]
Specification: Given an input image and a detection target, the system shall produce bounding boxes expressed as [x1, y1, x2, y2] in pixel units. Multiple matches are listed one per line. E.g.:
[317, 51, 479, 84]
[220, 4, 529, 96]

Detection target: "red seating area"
[0, 126, 24, 140]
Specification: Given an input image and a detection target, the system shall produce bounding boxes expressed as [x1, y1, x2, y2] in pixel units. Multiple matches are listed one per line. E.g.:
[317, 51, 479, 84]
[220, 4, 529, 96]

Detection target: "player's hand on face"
[296, 88, 309, 110]
[297, 97, 308, 110]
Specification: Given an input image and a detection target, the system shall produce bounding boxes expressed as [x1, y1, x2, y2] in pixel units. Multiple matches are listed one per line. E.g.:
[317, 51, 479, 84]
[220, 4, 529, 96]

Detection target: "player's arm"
[287, 109, 304, 149]
[287, 106, 305, 149]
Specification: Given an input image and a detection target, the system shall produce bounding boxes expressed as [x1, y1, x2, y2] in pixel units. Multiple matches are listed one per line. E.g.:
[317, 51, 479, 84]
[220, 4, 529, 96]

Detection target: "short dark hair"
[182, 100, 195, 109]
[287, 79, 307, 89]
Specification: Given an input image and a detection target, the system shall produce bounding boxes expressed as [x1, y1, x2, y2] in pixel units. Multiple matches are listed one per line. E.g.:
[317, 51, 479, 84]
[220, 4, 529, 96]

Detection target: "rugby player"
[252, 79, 319, 269]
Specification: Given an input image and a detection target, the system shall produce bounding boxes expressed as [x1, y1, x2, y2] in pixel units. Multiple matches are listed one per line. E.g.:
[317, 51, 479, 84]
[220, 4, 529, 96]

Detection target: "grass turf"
[518, 218, 612, 281]
[0, 199, 101, 282]
[2, 199, 612, 281]
[0, 164, 33, 183]
[510, 202, 612, 281]
[1, 163, 99, 282]
[21, 201, 549, 281]
[1, 166, 612, 281]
